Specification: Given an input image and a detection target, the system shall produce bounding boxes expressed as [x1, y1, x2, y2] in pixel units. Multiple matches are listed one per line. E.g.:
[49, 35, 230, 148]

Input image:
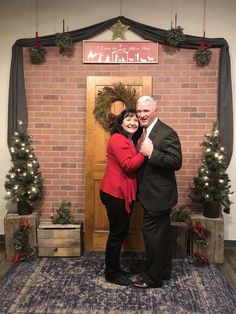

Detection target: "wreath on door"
[93, 82, 139, 132]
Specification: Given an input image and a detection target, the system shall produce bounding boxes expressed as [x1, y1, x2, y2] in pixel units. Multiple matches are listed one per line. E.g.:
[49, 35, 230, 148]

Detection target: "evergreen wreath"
[193, 221, 208, 247]
[13, 219, 37, 263]
[55, 32, 73, 56]
[55, 32, 73, 49]
[166, 26, 185, 47]
[29, 47, 46, 65]
[93, 82, 139, 132]
[194, 45, 212, 67]
[191, 220, 209, 265]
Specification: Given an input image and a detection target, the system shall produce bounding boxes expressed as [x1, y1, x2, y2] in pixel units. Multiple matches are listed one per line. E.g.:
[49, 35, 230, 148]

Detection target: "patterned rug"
[0, 252, 235, 314]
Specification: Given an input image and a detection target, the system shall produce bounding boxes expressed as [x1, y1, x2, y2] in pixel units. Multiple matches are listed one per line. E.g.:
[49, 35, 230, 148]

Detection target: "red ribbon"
[200, 32, 212, 49]
[108, 113, 118, 127]
[13, 252, 21, 263]
[20, 219, 30, 230]
[194, 251, 209, 264]
[200, 43, 212, 49]
[36, 31, 38, 48]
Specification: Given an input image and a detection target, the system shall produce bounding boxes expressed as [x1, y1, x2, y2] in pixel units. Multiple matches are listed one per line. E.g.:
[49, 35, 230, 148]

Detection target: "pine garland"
[93, 82, 139, 132]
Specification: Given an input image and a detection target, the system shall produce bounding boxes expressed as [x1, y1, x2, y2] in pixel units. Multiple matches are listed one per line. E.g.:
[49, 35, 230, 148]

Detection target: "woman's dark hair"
[111, 109, 138, 137]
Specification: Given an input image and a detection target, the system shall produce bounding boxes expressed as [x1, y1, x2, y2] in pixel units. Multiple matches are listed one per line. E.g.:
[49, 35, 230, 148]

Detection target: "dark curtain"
[8, 16, 233, 164]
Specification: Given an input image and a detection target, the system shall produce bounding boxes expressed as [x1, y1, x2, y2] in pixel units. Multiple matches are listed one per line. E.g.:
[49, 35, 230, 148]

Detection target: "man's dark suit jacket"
[138, 119, 182, 213]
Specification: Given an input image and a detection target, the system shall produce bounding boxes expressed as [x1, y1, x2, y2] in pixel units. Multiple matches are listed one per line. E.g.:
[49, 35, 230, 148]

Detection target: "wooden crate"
[38, 221, 82, 257]
[171, 222, 188, 259]
[191, 213, 224, 264]
[4, 211, 39, 261]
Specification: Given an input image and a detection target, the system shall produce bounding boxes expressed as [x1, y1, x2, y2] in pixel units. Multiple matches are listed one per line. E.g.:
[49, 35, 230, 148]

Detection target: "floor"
[0, 246, 12, 278]
[0, 245, 235, 294]
[219, 247, 236, 293]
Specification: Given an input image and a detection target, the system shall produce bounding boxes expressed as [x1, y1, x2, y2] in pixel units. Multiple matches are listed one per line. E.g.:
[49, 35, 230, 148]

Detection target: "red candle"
[175, 13, 177, 28]
[36, 31, 38, 48]
[63, 19, 65, 33]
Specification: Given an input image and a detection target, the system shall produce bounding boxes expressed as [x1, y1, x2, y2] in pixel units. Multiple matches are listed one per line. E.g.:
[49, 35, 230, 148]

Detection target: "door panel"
[85, 76, 152, 251]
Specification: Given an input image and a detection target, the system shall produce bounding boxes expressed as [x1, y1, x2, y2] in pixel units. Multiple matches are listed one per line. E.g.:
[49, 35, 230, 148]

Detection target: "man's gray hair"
[137, 96, 157, 108]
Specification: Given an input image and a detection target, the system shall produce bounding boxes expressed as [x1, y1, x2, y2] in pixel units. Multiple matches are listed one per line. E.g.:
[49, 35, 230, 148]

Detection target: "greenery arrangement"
[5, 121, 44, 208]
[13, 219, 37, 263]
[55, 32, 72, 48]
[166, 26, 185, 47]
[29, 47, 46, 65]
[194, 46, 212, 67]
[190, 122, 232, 214]
[93, 82, 139, 132]
[52, 200, 74, 224]
[54, 19, 73, 56]
[55, 32, 73, 56]
[171, 206, 191, 223]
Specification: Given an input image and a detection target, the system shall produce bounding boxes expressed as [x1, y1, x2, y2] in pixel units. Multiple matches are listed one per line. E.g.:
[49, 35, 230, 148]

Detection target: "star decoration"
[110, 20, 129, 40]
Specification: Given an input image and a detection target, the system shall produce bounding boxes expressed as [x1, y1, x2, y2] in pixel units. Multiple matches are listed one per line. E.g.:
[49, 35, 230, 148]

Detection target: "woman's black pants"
[100, 190, 132, 280]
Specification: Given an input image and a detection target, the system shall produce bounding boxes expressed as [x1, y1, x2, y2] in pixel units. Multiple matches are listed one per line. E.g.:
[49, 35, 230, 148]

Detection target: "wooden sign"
[83, 41, 158, 64]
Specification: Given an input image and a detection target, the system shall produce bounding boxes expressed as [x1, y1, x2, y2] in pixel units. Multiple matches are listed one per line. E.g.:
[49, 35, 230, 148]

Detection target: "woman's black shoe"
[105, 274, 132, 286]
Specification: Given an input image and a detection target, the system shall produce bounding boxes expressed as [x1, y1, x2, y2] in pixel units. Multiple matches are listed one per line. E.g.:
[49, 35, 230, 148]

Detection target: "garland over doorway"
[8, 16, 233, 164]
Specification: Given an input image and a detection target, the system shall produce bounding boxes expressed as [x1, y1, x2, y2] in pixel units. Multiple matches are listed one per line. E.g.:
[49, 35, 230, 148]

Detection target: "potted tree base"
[17, 201, 33, 216]
[203, 201, 221, 219]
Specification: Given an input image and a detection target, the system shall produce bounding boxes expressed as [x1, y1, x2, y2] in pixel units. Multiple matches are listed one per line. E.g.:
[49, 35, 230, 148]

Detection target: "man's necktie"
[137, 128, 147, 151]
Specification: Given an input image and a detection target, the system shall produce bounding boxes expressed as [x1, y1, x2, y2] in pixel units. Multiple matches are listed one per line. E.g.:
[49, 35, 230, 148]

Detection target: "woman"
[100, 109, 146, 286]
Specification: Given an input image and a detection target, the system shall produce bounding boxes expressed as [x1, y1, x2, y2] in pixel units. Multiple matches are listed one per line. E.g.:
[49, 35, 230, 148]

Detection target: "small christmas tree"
[190, 122, 232, 214]
[52, 200, 74, 224]
[5, 121, 44, 212]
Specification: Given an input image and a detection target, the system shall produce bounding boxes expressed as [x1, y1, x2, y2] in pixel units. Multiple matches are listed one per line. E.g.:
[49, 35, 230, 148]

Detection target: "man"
[133, 96, 182, 288]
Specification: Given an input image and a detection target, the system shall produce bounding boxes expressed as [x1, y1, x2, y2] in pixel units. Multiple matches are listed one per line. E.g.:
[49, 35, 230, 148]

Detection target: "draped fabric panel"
[8, 16, 233, 164]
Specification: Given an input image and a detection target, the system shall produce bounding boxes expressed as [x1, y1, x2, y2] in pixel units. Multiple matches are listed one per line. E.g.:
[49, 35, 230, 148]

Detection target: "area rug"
[0, 252, 235, 314]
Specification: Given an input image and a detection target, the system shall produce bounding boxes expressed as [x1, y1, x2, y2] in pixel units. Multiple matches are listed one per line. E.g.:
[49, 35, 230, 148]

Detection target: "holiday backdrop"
[22, 34, 221, 218]
[0, 0, 235, 240]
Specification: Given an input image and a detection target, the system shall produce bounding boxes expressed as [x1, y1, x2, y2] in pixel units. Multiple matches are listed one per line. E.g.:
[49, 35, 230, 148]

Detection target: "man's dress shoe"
[163, 273, 171, 280]
[105, 274, 132, 286]
[132, 277, 163, 289]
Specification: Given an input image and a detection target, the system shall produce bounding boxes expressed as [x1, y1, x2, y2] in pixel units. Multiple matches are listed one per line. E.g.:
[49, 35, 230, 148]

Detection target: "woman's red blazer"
[100, 133, 145, 213]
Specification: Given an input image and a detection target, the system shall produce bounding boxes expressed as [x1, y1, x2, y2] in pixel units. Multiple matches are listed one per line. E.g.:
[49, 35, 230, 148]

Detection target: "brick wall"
[23, 42, 219, 219]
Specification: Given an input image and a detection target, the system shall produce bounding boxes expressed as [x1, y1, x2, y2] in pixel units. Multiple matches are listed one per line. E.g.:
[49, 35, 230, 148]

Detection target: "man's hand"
[140, 138, 153, 157]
